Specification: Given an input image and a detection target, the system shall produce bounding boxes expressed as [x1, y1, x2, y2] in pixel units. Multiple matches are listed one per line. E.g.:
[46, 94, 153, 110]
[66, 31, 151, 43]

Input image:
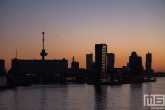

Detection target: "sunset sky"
[0, 0, 165, 72]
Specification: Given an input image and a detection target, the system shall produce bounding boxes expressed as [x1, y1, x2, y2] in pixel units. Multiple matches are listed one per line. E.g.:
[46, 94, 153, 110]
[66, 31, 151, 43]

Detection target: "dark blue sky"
[0, 0, 165, 72]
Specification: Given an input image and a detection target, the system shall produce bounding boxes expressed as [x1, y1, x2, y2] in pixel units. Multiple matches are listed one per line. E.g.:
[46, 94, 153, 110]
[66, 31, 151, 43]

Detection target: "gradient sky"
[0, 0, 165, 72]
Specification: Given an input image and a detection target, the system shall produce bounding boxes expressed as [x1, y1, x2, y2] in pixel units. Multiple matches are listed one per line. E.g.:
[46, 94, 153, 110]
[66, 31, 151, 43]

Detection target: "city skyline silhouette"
[0, 1, 165, 110]
[0, 1, 165, 72]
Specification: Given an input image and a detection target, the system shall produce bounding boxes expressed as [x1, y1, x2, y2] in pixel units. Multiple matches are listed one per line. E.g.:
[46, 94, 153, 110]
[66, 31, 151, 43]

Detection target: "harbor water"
[0, 77, 165, 110]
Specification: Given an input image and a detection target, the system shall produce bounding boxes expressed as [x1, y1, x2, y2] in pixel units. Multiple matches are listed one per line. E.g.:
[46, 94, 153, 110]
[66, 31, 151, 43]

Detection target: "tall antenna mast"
[40, 32, 48, 60]
[16, 49, 17, 59]
[42, 32, 44, 49]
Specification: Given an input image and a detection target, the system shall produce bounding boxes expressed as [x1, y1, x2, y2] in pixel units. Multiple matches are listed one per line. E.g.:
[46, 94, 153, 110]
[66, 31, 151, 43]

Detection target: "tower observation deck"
[40, 32, 48, 60]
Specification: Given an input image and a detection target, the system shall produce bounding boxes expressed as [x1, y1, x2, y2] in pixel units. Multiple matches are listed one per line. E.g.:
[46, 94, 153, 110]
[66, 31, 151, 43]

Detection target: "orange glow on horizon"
[1, 1, 165, 72]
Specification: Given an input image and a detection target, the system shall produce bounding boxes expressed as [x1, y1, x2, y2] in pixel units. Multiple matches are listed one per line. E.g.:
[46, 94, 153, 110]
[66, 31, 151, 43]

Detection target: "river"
[0, 77, 165, 110]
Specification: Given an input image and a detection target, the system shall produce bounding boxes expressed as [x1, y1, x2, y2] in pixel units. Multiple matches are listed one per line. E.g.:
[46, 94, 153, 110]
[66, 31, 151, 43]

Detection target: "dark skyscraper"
[107, 53, 115, 70]
[71, 56, 79, 70]
[145, 52, 152, 76]
[95, 44, 107, 82]
[0, 59, 5, 75]
[86, 53, 93, 70]
[129, 51, 143, 78]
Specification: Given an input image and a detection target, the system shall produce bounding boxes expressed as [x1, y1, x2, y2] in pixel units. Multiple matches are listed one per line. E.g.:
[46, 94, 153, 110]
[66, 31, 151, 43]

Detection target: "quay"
[86, 78, 156, 85]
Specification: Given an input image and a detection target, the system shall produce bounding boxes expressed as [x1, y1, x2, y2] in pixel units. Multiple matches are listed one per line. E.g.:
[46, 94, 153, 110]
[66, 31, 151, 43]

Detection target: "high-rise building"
[95, 44, 107, 82]
[107, 53, 115, 70]
[0, 59, 5, 75]
[127, 62, 130, 70]
[86, 53, 93, 70]
[129, 51, 143, 78]
[71, 62, 79, 70]
[71, 56, 79, 70]
[145, 52, 152, 76]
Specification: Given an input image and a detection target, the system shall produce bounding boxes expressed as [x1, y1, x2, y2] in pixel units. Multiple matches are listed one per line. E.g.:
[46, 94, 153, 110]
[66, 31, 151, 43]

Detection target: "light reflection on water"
[0, 78, 165, 110]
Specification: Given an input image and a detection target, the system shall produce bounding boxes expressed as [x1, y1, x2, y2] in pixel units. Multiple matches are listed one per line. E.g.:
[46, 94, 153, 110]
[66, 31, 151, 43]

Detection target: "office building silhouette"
[0, 59, 5, 75]
[107, 53, 115, 70]
[11, 58, 68, 75]
[71, 56, 79, 70]
[95, 44, 107, 82]
[145, 52, 154, 77]
[129, 51, 143, 79]
[86, 53, 93, 70]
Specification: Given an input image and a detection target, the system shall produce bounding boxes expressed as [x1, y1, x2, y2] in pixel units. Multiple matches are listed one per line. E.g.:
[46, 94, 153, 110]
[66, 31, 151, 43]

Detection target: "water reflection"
[129, 83, 143, 110]
[0, 78, 164, 110]
[14, 88, 19, 110]
[94, 85, 108, 110]
[39, 85, 68, 110]
[143, 82, 152, 94]
[40, 86, 46, 110]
